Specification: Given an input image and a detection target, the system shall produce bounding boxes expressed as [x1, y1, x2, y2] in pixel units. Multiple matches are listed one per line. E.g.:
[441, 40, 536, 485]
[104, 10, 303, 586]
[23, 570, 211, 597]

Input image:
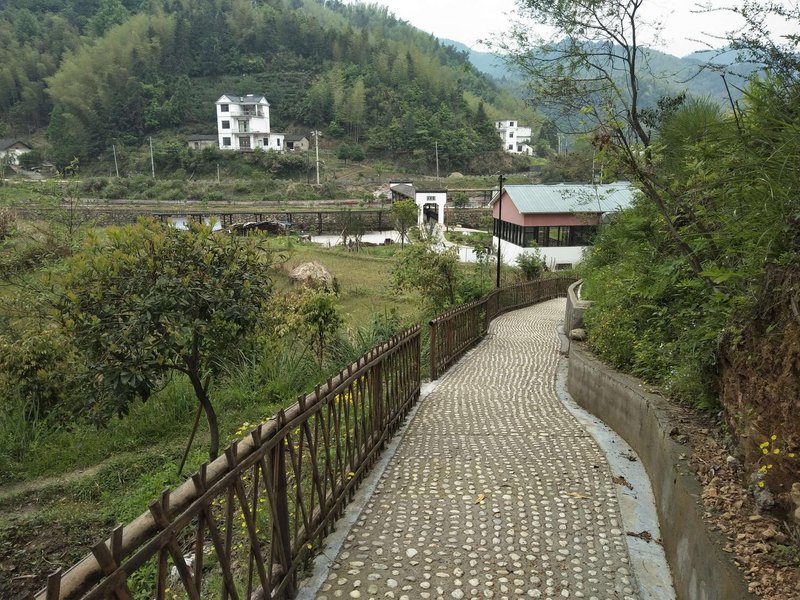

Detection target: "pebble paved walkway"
[318, 299, 638, 600]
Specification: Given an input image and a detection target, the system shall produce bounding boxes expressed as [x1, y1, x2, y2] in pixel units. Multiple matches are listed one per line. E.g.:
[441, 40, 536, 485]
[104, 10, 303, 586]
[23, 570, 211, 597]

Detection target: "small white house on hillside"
[0, 139, 32, 165]
[216, 94, 285, 152]
[496, 120, 533, 155]
[186, 134, 217, 150]
[390, 182, 447, 227]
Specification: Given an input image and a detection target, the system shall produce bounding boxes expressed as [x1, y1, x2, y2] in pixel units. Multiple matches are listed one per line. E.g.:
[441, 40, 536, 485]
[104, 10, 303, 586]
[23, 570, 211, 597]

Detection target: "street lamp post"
[496, 173, 504, 288]
[312, 130, 321, 185]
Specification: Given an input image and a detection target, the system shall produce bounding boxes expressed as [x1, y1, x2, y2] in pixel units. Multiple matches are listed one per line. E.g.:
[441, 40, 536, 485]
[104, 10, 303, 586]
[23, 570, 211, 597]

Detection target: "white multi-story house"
[216, 94, 285, 152]
[495, 119, 534, 155]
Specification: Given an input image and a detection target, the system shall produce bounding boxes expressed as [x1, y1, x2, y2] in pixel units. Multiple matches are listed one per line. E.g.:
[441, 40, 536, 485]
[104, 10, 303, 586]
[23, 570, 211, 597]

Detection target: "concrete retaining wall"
[567, 346, 754, 600]
[565, 279, 591, 332]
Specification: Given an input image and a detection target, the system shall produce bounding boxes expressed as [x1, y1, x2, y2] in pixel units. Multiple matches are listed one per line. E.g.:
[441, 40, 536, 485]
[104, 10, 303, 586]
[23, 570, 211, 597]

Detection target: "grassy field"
[0, 234, 431, 597]
[278, 241, 420, 325]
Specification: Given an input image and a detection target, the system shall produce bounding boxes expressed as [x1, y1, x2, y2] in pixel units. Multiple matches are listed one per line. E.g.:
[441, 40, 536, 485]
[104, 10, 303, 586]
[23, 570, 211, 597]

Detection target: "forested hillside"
[1, 0, 531, 172]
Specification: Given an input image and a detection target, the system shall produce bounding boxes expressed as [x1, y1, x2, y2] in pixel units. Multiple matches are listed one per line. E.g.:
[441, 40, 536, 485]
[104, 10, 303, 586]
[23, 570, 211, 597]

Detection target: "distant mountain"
[439, 39, 511, 82]
[442, 39, 759, 105]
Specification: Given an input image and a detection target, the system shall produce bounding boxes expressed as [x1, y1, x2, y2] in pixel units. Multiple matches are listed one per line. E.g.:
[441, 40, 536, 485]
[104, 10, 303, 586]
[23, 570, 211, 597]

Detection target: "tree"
[17, 149, 42, 170]
[58, 220, 275, 459]
[516, 250, 546, 280]
[391, 243, 463, 313]
[499, 0, 712, 279]
[298, 289, 343, 365]
[391, 199, 417, 249]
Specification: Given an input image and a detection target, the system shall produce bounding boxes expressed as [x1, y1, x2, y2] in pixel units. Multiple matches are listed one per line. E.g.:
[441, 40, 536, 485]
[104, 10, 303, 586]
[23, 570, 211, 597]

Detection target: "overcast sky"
[356, 0, 793, 58]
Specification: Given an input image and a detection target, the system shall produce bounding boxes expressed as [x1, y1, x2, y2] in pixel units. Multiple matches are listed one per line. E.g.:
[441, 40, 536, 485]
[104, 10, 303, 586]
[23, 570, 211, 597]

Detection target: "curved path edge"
[555, 326, 676, 599]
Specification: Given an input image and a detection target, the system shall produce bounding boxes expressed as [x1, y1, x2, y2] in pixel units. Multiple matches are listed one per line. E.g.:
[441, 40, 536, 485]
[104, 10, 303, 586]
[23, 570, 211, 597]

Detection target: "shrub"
[516, 250, 546, 280]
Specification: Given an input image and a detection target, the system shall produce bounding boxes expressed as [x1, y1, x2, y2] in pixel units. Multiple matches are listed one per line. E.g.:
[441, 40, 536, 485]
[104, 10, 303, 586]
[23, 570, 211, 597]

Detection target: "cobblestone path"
[318, 299, 638, 600]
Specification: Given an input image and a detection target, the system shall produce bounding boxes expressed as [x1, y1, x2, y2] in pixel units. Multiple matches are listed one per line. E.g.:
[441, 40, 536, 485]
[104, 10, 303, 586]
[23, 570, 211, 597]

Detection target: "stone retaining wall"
[567, 346, 754, 600]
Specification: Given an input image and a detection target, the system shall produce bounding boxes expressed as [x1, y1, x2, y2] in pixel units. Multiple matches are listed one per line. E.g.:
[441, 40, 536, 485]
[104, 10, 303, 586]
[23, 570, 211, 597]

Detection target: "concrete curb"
[567, 345, 755, 600]
[556, 326, 676, 599]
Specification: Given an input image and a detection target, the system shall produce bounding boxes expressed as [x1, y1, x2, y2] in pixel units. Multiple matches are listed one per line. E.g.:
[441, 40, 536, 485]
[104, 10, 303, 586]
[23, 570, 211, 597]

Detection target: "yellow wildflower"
[758, 481, 765, 488]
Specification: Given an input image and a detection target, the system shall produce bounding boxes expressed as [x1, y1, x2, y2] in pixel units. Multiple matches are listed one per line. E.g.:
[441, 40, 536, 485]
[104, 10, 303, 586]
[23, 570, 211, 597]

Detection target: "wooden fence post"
[371, 360, 384, 433]
[429, 321, 438, 381]
[271, 414, 294, 598]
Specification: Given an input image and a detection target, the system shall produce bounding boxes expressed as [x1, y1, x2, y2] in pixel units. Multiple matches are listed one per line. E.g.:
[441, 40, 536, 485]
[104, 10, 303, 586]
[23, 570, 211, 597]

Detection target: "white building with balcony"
[216, 94, 285, 152]
[496, 119, 533, 155]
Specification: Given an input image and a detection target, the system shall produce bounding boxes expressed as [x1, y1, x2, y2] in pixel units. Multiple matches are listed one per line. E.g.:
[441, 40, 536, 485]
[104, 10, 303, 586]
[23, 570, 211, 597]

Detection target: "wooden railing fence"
[429, 276, 576, 379]
[35, 277, 574, 600]
[36, 326, 421, 600]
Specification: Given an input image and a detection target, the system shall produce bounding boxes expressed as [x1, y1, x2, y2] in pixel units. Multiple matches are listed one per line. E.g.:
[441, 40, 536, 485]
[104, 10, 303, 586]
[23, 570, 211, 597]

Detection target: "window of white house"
[220, 104, 229, 112]
[509, 132, 514, 138]
[277, 139, 281, 146]
[510, 121, 515, 126]
[263, 138, 268, 146]
[508, 144, 513, 150]
[222, 137, 231, 146]
[221, 120, 230, 129]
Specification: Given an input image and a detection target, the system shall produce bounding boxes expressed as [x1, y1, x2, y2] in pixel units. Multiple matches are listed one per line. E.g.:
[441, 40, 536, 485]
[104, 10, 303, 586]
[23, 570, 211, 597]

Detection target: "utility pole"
[312, 130, 321, 185]
[435, 141, 439, 179]
[112, 144, 119, 177]
[496, 173, 504, 289]
[217, 164, 220, 182]
[149, 136, 155, 178]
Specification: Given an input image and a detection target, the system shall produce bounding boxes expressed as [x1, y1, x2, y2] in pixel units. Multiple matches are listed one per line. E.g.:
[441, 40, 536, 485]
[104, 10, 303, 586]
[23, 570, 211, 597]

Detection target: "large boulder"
[289, 261, 334, 289]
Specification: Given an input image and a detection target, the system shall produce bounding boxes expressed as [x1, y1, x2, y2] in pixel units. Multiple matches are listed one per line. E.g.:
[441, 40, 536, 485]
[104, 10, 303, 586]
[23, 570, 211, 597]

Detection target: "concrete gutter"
[556, 327, 676, 600]
[566, 345, 755, 600]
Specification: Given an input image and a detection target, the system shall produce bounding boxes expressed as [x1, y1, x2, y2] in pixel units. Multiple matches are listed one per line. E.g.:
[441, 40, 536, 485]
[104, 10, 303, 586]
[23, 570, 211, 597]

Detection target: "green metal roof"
[494, 183, 637, 214]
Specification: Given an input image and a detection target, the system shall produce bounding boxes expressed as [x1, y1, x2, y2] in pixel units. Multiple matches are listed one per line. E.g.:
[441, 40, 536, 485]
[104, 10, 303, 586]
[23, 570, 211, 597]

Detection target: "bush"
[18, 149, 43, 170]
[0, 208, 16, 240]
[516, 250, 546, 280]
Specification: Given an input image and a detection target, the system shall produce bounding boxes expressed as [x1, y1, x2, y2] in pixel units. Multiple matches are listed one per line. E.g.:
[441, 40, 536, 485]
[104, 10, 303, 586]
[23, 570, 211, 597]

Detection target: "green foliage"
[391, 243, 492, 314]
[336, 142, 365, 163]
[452, 191, 469, 208]
[2, 0, 526, 173]
[581, 78, 800, 408]
[58, 220, 276, 457]
[516, 250, 546, 281]
[391, 199, 417, 249]
[17, 149, 43, 170]
[297, 288, 344, 365]
[329, 308, 403, 367]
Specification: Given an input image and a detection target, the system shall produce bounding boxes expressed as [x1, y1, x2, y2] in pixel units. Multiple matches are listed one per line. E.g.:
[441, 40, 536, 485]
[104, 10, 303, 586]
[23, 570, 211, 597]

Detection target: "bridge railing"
[429, 276, 576, 380]
[37, 326, 421, 600]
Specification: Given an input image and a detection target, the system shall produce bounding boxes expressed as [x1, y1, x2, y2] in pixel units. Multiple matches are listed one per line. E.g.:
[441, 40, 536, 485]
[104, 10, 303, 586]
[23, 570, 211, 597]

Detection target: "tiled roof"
[493, 182, 636, 214]
[217, 94, 269, 104]
[0, 138, 31, 151]
[391, 184, 415, 198]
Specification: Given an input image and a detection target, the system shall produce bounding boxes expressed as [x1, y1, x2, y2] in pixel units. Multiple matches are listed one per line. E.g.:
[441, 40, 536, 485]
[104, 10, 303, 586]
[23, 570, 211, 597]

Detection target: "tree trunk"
[188, 368, 219, 460]
[185, 331, 219, 460]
